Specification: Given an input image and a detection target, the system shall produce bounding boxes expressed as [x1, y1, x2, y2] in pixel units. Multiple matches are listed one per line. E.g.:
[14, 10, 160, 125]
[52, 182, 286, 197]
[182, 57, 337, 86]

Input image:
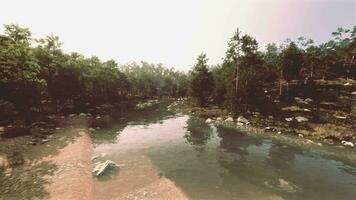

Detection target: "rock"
[344, 82, 351, 86]
[268, 115, 274, 119]
[285, 117, 293, 122]
[96, 116, 101, 119]
[40, 139, 50, 144]
[278, 178, 297, 192]
[295, 116, 308, 122]
[91, 155, 99, 161]
[89, 128, 95, 132]
[0, 126, 4, 133]
[304, 139, 314, 144]
[216, 117, 223, 121]
[303, 109, 311, 112]
[352, 91, 356, 95]
[0, 154, 9, 169]
[341, 140, 354, 147]
[95, 127, 100, 130]
[92, 160, 119, 176]
[298, 134, 304, 138]
[277, 131, 282, 134]
[237, 116, 250, 124]
[225, 117, 234, 122]
[205, 118, 213, 124]
[236, 122, 244, 126]
[335, 115, 347, 120]
[69, 114, 76, 117]
[316, 143, 322, 146]
[265, 127, 274, 131]
[79, 113, 86, 117]
[252, 112, 260, 116]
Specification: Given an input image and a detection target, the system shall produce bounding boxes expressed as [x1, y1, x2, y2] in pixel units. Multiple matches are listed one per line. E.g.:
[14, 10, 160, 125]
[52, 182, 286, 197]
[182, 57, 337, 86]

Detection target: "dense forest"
[190, 26, 356, 115]
[0, 24, 355, 122]
[0, 24, 188, 121]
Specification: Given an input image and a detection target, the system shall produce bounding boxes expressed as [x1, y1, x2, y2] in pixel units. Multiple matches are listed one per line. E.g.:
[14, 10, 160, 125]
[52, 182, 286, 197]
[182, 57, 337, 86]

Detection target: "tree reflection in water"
[184, 117, 213, 152]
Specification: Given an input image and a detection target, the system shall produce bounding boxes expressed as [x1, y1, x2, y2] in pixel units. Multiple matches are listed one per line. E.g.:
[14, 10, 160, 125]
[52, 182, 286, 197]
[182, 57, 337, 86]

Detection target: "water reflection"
[91, 101, 175, 144]
[184, 117, 212, 152]
[94, 104, 356, 200]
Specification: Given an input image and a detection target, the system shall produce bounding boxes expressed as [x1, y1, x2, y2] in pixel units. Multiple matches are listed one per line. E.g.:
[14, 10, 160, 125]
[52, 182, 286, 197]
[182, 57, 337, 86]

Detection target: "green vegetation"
[0, 24, 355, 121]
[0, 24, 188, 122]
[190, 26, 355, 115]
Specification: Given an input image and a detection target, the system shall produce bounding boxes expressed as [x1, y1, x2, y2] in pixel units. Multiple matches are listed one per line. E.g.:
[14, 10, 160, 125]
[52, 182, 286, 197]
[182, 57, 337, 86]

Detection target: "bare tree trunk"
[279, 79, 282, 96]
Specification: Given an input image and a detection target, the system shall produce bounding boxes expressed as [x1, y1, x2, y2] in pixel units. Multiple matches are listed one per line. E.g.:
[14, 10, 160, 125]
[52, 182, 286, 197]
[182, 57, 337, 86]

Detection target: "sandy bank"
[43, 131, 93, 200]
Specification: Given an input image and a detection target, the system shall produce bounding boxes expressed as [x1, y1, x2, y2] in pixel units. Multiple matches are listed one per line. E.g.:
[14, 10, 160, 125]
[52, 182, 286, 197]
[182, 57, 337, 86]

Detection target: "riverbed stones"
[298, 134, 304, 138]
[285, 117, 293, 122]
[92, 160, 119, 176]
[225, 117, 234, 122]
[295, 116, 309, 122]
[205, 118, 213, 124]
[237, 116, 250, 124]
[341, 140, 354, 147]
[236, 122, 244, 126]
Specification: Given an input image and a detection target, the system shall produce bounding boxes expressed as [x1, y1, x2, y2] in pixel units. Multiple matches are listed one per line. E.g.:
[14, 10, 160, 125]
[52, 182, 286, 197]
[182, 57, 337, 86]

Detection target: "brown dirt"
[93, 154, 189, 200]
[42, 131, 93, 200]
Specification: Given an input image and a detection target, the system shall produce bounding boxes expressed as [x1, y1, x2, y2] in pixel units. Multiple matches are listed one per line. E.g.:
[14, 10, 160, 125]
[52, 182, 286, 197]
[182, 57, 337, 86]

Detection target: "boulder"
[89, 128, 96, 132]
[92, 160, 119, 176]
[295, 116, 308, 123]
[285, 117, 293, 122]
[236, 122, 244, 126]
[79, 113, 87, 117]
[205, 118, 213, 124]
[335, 115, 347, 120]
[237, 116, 250, 124]
[225, 117, 234, 122]
[341, 140, 354, 147]
[216, 117, 223, 121]
[298, 134, 304, 138]
[265, 127, 274, 131]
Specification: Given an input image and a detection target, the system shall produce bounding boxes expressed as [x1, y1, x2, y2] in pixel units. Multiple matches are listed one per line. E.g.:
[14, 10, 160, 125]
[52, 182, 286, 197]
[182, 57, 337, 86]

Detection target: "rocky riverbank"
[168, 99, 356, 164]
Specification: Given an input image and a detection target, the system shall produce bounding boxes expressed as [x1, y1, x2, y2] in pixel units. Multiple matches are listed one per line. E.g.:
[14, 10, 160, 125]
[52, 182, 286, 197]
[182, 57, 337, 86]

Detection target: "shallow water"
[93, 103, 356, 200]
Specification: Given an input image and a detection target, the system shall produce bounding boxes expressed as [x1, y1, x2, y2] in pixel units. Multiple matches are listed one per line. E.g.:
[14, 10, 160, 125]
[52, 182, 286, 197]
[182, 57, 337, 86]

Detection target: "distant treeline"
[190, 26, 356, 113]
[1, 24, 355, 119]
[0, 24, 188, 117]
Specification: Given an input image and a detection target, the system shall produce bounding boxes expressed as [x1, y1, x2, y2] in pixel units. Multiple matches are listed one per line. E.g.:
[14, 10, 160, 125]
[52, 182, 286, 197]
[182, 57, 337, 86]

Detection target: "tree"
[0, 24, 43, 113]
[190, 53, 213, 106]
[280, 42, 303, 83]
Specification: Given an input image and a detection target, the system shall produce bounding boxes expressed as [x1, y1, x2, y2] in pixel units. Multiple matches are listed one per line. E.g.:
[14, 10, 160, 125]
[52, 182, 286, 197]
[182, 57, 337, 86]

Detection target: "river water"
[92, 103, 356, 200]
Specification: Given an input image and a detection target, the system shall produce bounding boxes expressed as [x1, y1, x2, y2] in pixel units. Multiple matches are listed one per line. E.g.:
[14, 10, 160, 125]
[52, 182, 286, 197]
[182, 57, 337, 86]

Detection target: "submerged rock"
[92, 160, 119, 176]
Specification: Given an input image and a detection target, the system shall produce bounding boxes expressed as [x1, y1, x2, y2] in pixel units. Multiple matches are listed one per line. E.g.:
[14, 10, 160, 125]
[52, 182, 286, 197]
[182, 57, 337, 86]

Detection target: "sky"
[0, 0, 355, 71]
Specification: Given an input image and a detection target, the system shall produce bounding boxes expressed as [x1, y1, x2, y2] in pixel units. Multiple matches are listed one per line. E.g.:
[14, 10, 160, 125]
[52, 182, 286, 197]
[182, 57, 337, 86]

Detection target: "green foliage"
[190, 53, 213, 106]
[280, 42, 304, 81]
[0, 24, 189, 116]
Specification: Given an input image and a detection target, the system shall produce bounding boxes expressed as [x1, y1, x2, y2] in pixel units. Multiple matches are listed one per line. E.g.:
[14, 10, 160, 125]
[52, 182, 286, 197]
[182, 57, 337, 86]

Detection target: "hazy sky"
[0, 0, 355, 70]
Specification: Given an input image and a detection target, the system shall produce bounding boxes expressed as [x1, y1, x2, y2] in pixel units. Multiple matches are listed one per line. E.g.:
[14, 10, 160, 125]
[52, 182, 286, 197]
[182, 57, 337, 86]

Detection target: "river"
[92, 102, 356, 200]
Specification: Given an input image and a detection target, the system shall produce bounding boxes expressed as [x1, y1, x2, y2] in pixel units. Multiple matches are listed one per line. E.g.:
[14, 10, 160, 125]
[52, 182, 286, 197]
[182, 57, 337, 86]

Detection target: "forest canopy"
[0, 24, 355, 119]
